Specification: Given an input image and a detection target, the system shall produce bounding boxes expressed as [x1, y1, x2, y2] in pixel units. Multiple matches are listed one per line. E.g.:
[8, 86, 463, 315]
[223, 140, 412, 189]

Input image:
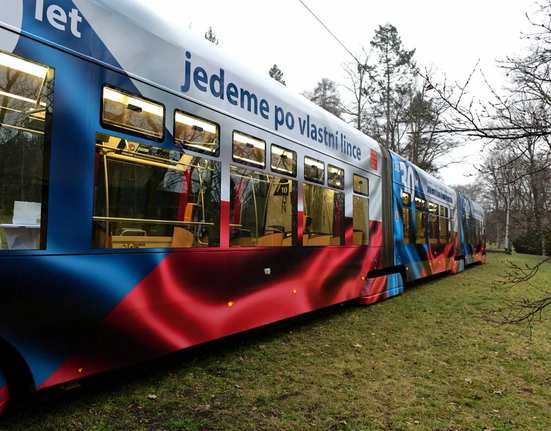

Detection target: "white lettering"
[47, 5, 66, 31]
[35, 0, 44, 21]
[68, 8, 82, 38]
[35, 1, 82, 38]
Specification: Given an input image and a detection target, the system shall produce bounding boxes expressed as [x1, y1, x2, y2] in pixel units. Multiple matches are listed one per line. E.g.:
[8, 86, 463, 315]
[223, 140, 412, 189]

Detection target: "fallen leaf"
[147, 394, 157, 400]
[464, 378, 473, 384]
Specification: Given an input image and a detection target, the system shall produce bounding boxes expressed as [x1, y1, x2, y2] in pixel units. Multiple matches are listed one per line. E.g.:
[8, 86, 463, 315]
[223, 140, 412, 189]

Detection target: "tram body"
[0, 0, 485, 415]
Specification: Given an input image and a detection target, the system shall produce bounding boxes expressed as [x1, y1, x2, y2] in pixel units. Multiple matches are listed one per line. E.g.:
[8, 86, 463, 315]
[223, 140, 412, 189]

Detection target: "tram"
[0, 0, 485, 415]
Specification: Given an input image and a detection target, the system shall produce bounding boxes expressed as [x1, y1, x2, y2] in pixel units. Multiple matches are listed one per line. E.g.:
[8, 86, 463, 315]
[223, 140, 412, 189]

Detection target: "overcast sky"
[142, 0, 536, 184]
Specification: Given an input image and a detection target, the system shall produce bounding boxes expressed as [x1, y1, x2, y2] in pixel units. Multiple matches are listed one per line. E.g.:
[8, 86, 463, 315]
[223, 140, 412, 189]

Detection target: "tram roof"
[1, 0, 382, 172]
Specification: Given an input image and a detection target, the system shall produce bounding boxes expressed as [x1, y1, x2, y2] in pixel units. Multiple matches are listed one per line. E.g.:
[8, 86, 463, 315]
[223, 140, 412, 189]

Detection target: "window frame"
[304, 156, 325, 185]
[0, 52, 54, 251]
[100, 84, 166, 142]
[232, 130, 266, 169]
[270, 144, 297, 177]
[353, 174, 369, 197]
[174, 110, 220, 157]
[327, 164, 345, 190]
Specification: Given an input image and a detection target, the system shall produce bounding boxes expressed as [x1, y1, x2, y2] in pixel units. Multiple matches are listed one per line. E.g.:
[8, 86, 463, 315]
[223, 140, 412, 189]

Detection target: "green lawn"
[2, 253, 551, 430]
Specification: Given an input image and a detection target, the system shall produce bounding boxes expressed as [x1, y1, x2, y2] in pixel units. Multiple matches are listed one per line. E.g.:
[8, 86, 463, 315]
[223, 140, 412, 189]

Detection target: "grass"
[2, 253, 551, 430]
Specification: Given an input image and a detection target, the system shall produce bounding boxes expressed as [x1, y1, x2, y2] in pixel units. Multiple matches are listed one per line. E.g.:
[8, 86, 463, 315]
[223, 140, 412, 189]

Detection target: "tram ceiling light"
[305, 158, 324, 170]
[233, 155, 265, 166]
[103, 87, 163, 117]
[272, 146, 293, 159]
[0, 90, 46, 106]
[271, 165, 293, 174]
[182, 141, 216, 153]
[234, 132, 265, 149]
[175, 112, 216, 134]
[0, 53, 48, 78]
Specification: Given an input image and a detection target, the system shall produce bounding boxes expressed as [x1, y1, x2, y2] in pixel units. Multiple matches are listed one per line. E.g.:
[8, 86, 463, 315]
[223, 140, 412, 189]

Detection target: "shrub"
[513, 232, 551, 255]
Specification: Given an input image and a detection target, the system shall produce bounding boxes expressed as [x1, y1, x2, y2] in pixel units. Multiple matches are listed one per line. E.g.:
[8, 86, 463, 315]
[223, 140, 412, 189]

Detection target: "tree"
[302, 78, 344, 119]
[421, 1, 551, 333]
[342, 31, 460, 173]
[204, 26, 218, 45]
[368, 23, 416, 152]
[401, 74, 464, 174]
[342, 47, 373, 131]
[268, 64, 286, 86]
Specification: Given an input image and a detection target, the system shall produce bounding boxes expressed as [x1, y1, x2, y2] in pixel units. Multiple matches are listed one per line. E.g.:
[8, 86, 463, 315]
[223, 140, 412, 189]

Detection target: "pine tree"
[303, 78, 344, 118]
[269, 64, 286, 85]
[204, 26, 218, 45]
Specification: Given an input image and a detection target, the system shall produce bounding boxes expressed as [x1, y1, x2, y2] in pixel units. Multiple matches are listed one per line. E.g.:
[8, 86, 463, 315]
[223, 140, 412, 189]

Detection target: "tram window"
[439, 205, 450, 244]
[415, 196, 427, 211]
[229, 165, 297, 247]
[303, 183, 344, 246]
[92, 133, 221, 249]
[353, 174, 369, 196]
[402, 191, 411, 206]
[174, 111, 219, 156]
[402, 192, 412, 244]
[353, 196, 369, 245]
[328, 165, 344, 190]
[415, 211, 428, 244]
[271, 144, 296, 177]
[429, 201, 438, 244]
[232, 131, 265, 168]
[304, 156, 325, 184]
[101, 86, 164, 141]
[353, 174, 369, 245]
[0, 52, 53, 251]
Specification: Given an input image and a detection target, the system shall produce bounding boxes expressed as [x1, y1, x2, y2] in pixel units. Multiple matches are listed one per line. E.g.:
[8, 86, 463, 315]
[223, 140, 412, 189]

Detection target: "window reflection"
[102, 86, 164, 141]
[230, 165, 296, 247]
[174, 111, 219, 156]
[92, 133, 221, 249]
[0, 52, 53, 250]
[303, 183, 344, 246]
[232, 131, 265, 168]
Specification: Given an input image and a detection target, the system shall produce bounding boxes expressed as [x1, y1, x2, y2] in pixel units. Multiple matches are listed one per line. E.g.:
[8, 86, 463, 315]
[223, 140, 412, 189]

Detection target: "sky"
[142, 0, 537, 185]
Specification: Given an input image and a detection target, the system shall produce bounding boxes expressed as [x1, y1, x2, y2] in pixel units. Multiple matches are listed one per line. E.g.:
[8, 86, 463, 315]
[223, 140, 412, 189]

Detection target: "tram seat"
[306, 234, 331, 246]
[282, 235, 292, 247]
[230, 228, 252, 247]
[184, 203, 201, 222]
[171, 227, 194, 248]
[196, 235, 209, 248]
[353, 230, 364, 245]
[330, 236, 341, 246]
[112, 234, 172, 249]
[258, 232, 284, 247]
[93, 223, 112, 249]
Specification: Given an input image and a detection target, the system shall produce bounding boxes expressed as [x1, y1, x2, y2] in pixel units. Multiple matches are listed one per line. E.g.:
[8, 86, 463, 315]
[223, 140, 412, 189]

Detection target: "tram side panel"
[356, 161, 405, 306]
[0, 52, 386, 400]
[389, 152, 458, 283]
[457, 192, 486, 268]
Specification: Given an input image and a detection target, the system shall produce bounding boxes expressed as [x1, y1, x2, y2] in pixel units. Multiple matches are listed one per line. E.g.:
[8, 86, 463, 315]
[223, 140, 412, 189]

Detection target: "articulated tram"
[0, 0, 485, 415]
